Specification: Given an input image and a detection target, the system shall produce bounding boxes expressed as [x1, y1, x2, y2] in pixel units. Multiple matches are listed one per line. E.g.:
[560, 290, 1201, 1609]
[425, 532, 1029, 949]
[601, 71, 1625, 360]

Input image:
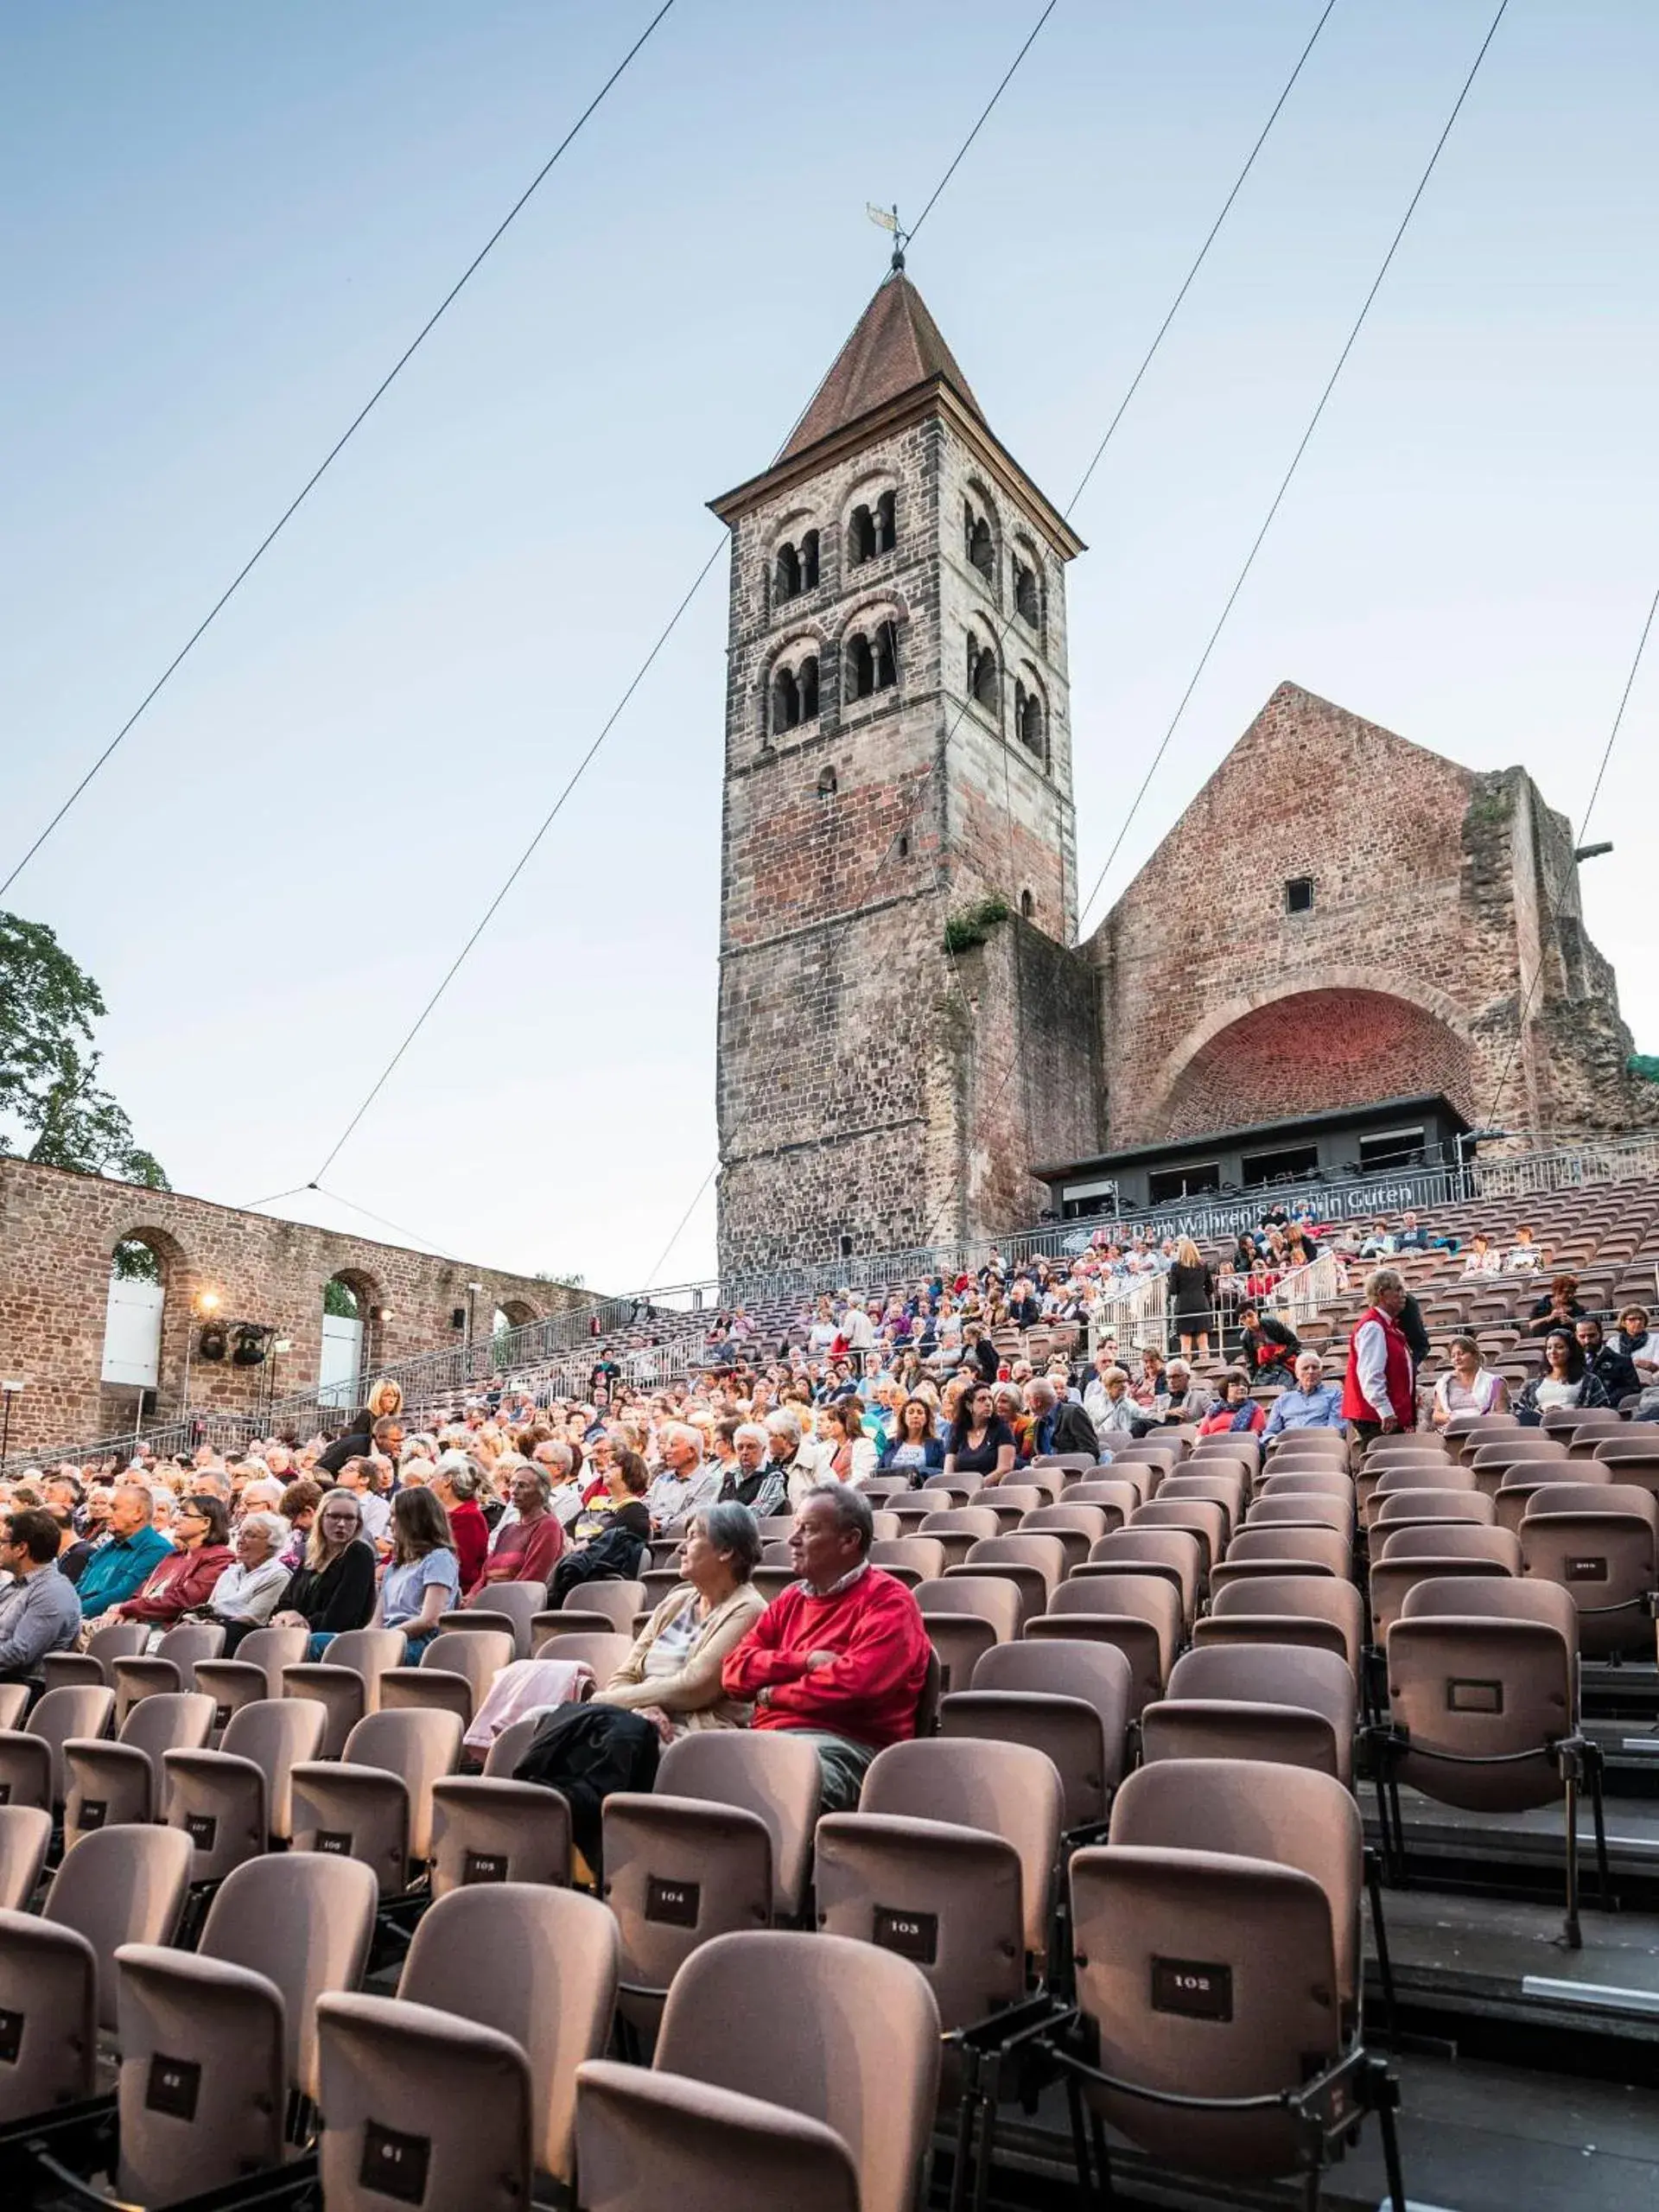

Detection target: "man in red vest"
[1342, 1266, 1417, 1457]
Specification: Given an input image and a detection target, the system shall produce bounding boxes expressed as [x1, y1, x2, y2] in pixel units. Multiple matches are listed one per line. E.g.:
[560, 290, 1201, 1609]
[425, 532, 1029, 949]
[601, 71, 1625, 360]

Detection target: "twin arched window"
[848, 491, 897, 567]
[772, 654, 820, 734]
[846, 620, 897, 701]
[774, 530, 819, 604]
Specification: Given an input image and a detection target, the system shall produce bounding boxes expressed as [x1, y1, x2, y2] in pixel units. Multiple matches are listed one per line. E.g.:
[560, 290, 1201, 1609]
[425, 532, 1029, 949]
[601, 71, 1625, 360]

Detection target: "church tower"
[711, 264, 1092, 1275]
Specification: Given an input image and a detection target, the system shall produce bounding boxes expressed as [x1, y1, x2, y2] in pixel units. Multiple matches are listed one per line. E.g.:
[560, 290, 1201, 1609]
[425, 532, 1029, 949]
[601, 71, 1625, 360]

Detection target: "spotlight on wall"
[197, 1291, 221, 1313]
[1573, 842, 1613, 863]
[375, 1306, 392, 1323]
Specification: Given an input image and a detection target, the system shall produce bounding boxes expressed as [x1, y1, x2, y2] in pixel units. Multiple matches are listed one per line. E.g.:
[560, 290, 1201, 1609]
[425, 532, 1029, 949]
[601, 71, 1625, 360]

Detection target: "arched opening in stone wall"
[1154, 988, 1475, 1144]
[101, 1230, 175, 1395]
[320, 1269, 383, 1411]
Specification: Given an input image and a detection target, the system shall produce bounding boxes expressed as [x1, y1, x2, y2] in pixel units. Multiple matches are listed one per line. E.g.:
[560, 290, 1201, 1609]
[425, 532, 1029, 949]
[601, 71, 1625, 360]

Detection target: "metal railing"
[14, 1125, 1659, 1473]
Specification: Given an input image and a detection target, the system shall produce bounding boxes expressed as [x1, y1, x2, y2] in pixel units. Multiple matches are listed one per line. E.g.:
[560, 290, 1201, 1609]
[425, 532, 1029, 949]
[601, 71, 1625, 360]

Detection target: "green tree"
[0, 910, 168, 1188]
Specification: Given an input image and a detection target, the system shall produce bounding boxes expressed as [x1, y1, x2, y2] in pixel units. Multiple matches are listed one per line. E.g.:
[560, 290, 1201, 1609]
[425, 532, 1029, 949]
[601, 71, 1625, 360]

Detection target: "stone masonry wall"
[1090, 683, 1647, 1151]
[0, 1160, 585, 1459]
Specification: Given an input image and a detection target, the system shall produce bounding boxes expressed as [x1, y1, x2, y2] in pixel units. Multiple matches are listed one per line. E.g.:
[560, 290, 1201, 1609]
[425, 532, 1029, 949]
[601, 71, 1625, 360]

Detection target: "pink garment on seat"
[464, 1656, 594, 1752]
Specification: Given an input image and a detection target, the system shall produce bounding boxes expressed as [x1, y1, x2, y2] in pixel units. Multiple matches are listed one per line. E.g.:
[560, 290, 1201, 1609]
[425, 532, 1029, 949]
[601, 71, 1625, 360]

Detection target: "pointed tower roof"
[778, 270, 987, 461]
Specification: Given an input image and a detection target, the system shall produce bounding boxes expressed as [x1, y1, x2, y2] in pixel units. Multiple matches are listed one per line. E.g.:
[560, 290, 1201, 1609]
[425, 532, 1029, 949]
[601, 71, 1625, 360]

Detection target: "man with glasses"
[0, 1510, 82, 1690]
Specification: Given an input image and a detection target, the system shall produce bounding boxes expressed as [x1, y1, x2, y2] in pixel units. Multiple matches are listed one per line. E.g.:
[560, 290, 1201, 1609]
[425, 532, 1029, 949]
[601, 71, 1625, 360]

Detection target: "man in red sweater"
[722, 1484, 931, 1810]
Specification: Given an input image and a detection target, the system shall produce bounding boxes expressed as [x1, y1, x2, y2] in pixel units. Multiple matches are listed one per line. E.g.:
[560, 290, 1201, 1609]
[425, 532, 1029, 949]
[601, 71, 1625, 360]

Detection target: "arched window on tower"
[967, 633, 999, 713]
[964, 499, 995, 582]
[1013, 552, 1041, 627]
[801, 529, 820, 589]
[874, 490, 896, 554]
[845, 621, 897, 702]
[848, 505, 875, 565]
[1014, 679, 1046, 760]
[799, 653, 819, 720]
[1020, 888, 1035, 919]
[772, 665, 801, 734]
[774, 542, 802, 602]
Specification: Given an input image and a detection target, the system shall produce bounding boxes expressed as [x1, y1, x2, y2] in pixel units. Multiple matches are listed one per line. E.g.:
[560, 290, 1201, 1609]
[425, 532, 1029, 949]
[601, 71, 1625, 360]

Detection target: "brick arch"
[1151, 984, 1475, 1142]
[496, 1296, 540, 1329]
[109, 1222, 188, 1281]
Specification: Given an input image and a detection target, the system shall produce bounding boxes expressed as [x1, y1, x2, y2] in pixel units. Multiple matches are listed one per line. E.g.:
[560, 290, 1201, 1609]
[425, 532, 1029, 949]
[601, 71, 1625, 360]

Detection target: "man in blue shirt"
[73, 1485, 171, 1618]
[1262, 1351, 1345, 1435]
[0, 1510, 82, 1685]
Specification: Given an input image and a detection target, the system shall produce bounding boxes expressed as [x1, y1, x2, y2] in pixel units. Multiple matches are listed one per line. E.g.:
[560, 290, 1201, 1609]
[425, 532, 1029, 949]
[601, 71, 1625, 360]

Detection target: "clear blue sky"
[4, 1, 1656, 1293]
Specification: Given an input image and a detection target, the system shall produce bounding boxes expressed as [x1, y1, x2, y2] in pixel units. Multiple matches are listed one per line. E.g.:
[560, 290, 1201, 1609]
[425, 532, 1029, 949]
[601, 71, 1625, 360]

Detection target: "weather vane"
[866, 201, 909, 271]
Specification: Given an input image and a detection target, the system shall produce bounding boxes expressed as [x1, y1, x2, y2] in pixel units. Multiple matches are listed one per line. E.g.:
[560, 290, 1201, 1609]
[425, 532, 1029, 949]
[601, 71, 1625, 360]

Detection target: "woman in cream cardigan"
[592, 1500, 767, 1736]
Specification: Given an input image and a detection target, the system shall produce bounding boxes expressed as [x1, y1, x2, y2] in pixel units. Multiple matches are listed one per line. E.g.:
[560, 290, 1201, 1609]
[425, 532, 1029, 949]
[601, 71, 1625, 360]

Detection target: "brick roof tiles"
[779, 270, 986, 461]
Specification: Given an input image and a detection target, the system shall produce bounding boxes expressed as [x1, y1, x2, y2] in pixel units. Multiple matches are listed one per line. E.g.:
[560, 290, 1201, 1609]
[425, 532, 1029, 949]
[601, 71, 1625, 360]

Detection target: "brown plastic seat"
[962, 1531, 1065, 1601]
[164, 1696, 329, 1880]
[1373, 1488, 1496, 1530]
[656, 1730, 823, 1916]
[1495, 1459, 1612, 1533]
[1215, 1524, 1351, 1583]
[1368, 1551, 1516, 1641]
[921, 1476, 982, 1509]
[1065, 1759, 1378, 2190]
[393, 1882, 619, 2184]
[224, 1624, 310, 1697]
[429, 1776, 573, 1896]
[1130, 1497, 1226, 1575]
[1084, 1529, 1202, 1623]
[869, 1536, 947, 1583]
[1195, 1575, 1365, 1675]
[459, 1577, 548, 1655]
[530, 1630, 636, 1677]
[0, 1685, 116, 1812]
[976, 1484, 1047, 1529]
[1371, 1462, 1479, 1496]
[0, 1825, 193, 2123]
[1159, 1472, 1246, 1534]
[379, 1626, 514, 1726]
[1033, 1452, 1098, 1474]
[916, 1574, 1022, 1646]
[921, 1612, 999, 1697]
[1064, 1479, 1141, 1523]
[1021, 1502, 1111, 1547]
[0, 1802, 53, 1909]
[37, 1653, 108, 1697]
[917, 1506, 1003, 1567]
[1141, 1643, 1357, 1785]
[576, 1929, 938, 2212]
[1246, 1492, 1354, 1536]
[63, 1690, 216, 1844]
[317, 1991, 535, 2212]
[1258, 1470, 1353, 1500]
[1382, 1577, 1595, 1942]
[111, 1623, 227, 1721]
[549, 1580, 646, 1637]
[291, 1707, 465, 1893]
[1519, 1482, 1659, 1656]
[944, 1640, 1133, 1829]
[1039, 1573, 1181, 1712]
[113, 1848, 379, 2203]
[816, 1735, 1063, 2037]
[283, 1660, 370, 1760]
[191, 1659, 276, 1743]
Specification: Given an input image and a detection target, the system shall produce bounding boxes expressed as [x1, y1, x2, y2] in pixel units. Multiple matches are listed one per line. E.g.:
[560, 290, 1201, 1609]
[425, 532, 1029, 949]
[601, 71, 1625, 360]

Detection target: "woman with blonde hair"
[1166, 1236, 1216, 1359]
[365, 1377, 404, 1423]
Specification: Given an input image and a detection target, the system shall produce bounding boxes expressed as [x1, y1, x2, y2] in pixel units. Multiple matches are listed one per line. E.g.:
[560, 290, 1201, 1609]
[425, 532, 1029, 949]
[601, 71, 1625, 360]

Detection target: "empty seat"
[164, 1696, 329, 1882]
[63, 1690, 215, 1844]
[429, 1775, 574, 1896]
[1130, 1498, 1227, 1576]
[379, 1626, 515, 1725]
[530, 1630, 636, 1678]
[111, 1622, 226, 1721]
[0, 1684, 115, 1813]
[113, 1848, 380, 2204]
[1059, 1759, 1401, 2201]
[1381, 1578, 1602, 1944]
[459, 1578, 547, 1656]
[1084, 1529, 1201, 1623]
[1064, 1480, 1141, 1523]
[943, 1639, 1133, 1831]
[0, 1820, 195, 2123]
[222, 1624, 310, 1698]
[1214, 1524, 1351, 1585]
[1141, 1643, 1357, 1784]
[1039, 1574, 1181, 1713]
[916, 1575, 1021, 1647]
[1193, 1575, 1365, 1675]
[317, 1992, 535, 2212]
[1373, 1487, 1496, 1530]
[868, 1536, 947, 1584]
[917, 1508, 1002, 1567]
[0, 1802, 53, 1909]
[576, 1930, 939, 2212]
[41, 1623, 147, 1700]
[395, 1882, 619, 2186]
[1246, 1493, 1354, 1536]
[1495, 1459, 1612, 1533]
[291, 1707, 465, 1894]
[1519, 1482, 1659, 1656]
[816, 1735, 1063, 2045]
